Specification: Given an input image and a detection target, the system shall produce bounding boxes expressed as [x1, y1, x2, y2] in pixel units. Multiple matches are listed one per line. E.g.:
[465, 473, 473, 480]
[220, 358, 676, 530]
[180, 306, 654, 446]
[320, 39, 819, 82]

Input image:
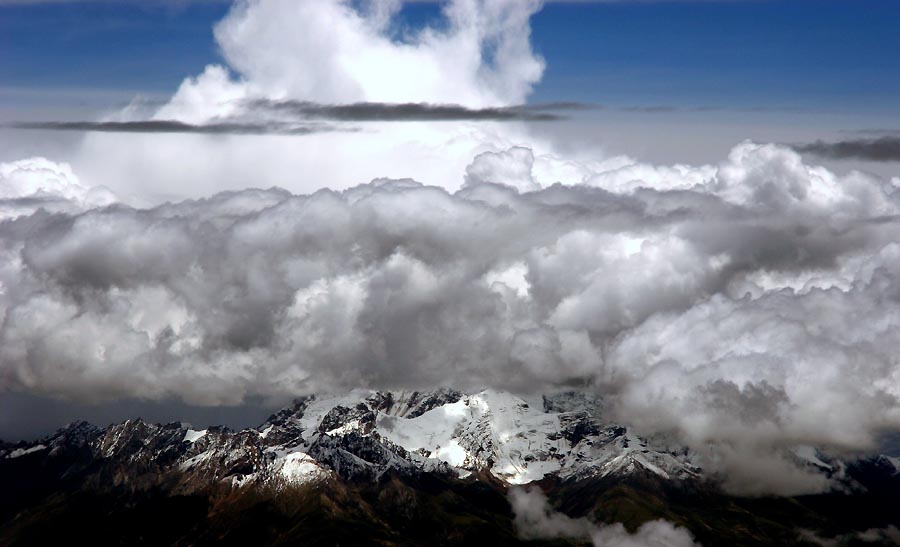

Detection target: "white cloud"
[465, 146, 540, 191]
[157, 0, 544, 122]
[68, 0, 559, 201]
[3, 142, 900, 495]
[510, 487, 700, 547]
[0, 157, 116, 220]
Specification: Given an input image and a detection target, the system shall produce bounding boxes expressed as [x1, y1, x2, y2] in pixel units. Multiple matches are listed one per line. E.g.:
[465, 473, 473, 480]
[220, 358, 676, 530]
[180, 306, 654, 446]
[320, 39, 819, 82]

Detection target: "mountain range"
[2, 389, 899, 546]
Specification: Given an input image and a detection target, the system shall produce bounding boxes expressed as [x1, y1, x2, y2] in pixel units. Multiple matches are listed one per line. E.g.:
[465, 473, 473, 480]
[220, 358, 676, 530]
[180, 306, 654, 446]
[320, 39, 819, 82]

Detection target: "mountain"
[2, 389, 899, 546]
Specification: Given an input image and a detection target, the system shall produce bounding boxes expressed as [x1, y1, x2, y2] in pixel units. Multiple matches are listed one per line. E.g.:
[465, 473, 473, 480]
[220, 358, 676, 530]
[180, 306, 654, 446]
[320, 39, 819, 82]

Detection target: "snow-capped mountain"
[4, 390, 900, 547]
[0, 389, 700, 491]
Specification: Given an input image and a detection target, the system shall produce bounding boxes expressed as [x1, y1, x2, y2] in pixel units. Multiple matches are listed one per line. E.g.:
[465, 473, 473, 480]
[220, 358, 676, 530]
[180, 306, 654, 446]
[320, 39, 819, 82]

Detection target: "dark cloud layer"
[5, 102, 593, 136]
[7, 120, 338, 136]
[246, 100, 589, 122]
[794, 136, 900, 162]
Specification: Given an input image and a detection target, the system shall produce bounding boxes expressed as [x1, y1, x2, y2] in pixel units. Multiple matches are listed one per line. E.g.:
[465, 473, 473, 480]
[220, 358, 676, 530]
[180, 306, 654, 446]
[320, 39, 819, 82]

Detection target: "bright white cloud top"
[158, 0, 544, 122]
[74, 0, 555, 200]
[3, 140, 900, 494]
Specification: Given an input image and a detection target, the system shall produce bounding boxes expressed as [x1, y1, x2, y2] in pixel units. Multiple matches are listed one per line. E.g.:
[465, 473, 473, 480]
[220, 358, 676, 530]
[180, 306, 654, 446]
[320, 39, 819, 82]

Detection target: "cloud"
[510, 487, 700, 546]
[50, 0, 567, 199]
[0, 157, 116, 219]
[7, 120, 340, 136]
[793, 137, 900, 162]
[3, 142, 900, 494]
[153, 0, 545, 125]
[7, 102, 588, 136]
[801, 525, 900, 546]
[464, 146, 540, 191]
[247, 99, 585, 122]
[620, 105, 680, 113]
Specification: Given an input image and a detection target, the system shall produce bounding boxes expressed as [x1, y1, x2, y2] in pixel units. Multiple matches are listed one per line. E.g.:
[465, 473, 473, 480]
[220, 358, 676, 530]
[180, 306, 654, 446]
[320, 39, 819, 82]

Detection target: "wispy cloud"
[793, 137, 900, 162]
[5, 102, 593, 135]
[7, 120, 340, 135]
[248, 100, 590, 122]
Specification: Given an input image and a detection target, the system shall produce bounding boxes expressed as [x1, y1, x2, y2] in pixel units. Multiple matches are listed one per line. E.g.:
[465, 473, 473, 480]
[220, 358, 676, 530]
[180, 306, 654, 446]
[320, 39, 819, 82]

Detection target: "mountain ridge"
[2, 388, 704, 490]
[3, 388, 900, 546]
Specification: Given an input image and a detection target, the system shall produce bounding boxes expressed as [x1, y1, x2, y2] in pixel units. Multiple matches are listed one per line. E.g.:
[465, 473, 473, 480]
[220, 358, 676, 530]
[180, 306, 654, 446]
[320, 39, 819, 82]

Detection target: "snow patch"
[278, 451, 327, 484]
[793, 445, 832, 470]
[183, 429, 207, 443]
[7, 444, 47, 459]
[179, 450, 214, 470]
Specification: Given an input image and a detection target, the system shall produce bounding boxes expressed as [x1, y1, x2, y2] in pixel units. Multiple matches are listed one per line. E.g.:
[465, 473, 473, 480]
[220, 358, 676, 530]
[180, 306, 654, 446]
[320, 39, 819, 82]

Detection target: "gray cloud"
[7, 120, 340, 136]
[620, 105, 680, 113]
[2, 142, 900, 494]
[793, 137, 900, 162]
[510, 487, 700, 546]
[839, 129, 900, 137]
[4, 102, 593, 136]
[247, 100, 590, 122]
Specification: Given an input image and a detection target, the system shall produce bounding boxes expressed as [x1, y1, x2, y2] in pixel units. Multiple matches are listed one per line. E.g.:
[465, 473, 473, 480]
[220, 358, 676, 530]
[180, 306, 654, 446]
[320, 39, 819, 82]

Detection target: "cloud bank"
[8, 120, 339, 136]
[3, 141, 900, 494]
[7, 101, 583, 137]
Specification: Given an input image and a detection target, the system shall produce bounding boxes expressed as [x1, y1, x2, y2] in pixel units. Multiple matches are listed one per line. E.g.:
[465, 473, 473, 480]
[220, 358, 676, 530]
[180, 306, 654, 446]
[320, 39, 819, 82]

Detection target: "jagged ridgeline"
[2, 389, 899, 546]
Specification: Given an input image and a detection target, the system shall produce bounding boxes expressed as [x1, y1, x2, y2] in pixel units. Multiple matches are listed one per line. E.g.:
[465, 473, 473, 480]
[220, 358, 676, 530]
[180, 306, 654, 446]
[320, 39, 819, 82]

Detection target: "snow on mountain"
[114, 389, 698, 487]
[12, 388, 862, 492]
[270, 448, 328, 485]
[183, 429, 208, 444]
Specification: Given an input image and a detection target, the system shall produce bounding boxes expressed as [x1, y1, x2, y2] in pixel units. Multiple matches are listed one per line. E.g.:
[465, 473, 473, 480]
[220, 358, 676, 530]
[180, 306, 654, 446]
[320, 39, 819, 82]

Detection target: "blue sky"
[2, 0, 899, 114]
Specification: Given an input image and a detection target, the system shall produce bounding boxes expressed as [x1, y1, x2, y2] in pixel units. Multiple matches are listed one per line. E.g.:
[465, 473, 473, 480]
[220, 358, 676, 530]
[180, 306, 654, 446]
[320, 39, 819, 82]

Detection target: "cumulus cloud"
[464, 146, 540, 191]
[155, 0, 545, 124]
[3, 141, 900, 494]
[0, 157, 116, 220]
[56, 0, 563, 199]
[510, 487, 700, 546]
